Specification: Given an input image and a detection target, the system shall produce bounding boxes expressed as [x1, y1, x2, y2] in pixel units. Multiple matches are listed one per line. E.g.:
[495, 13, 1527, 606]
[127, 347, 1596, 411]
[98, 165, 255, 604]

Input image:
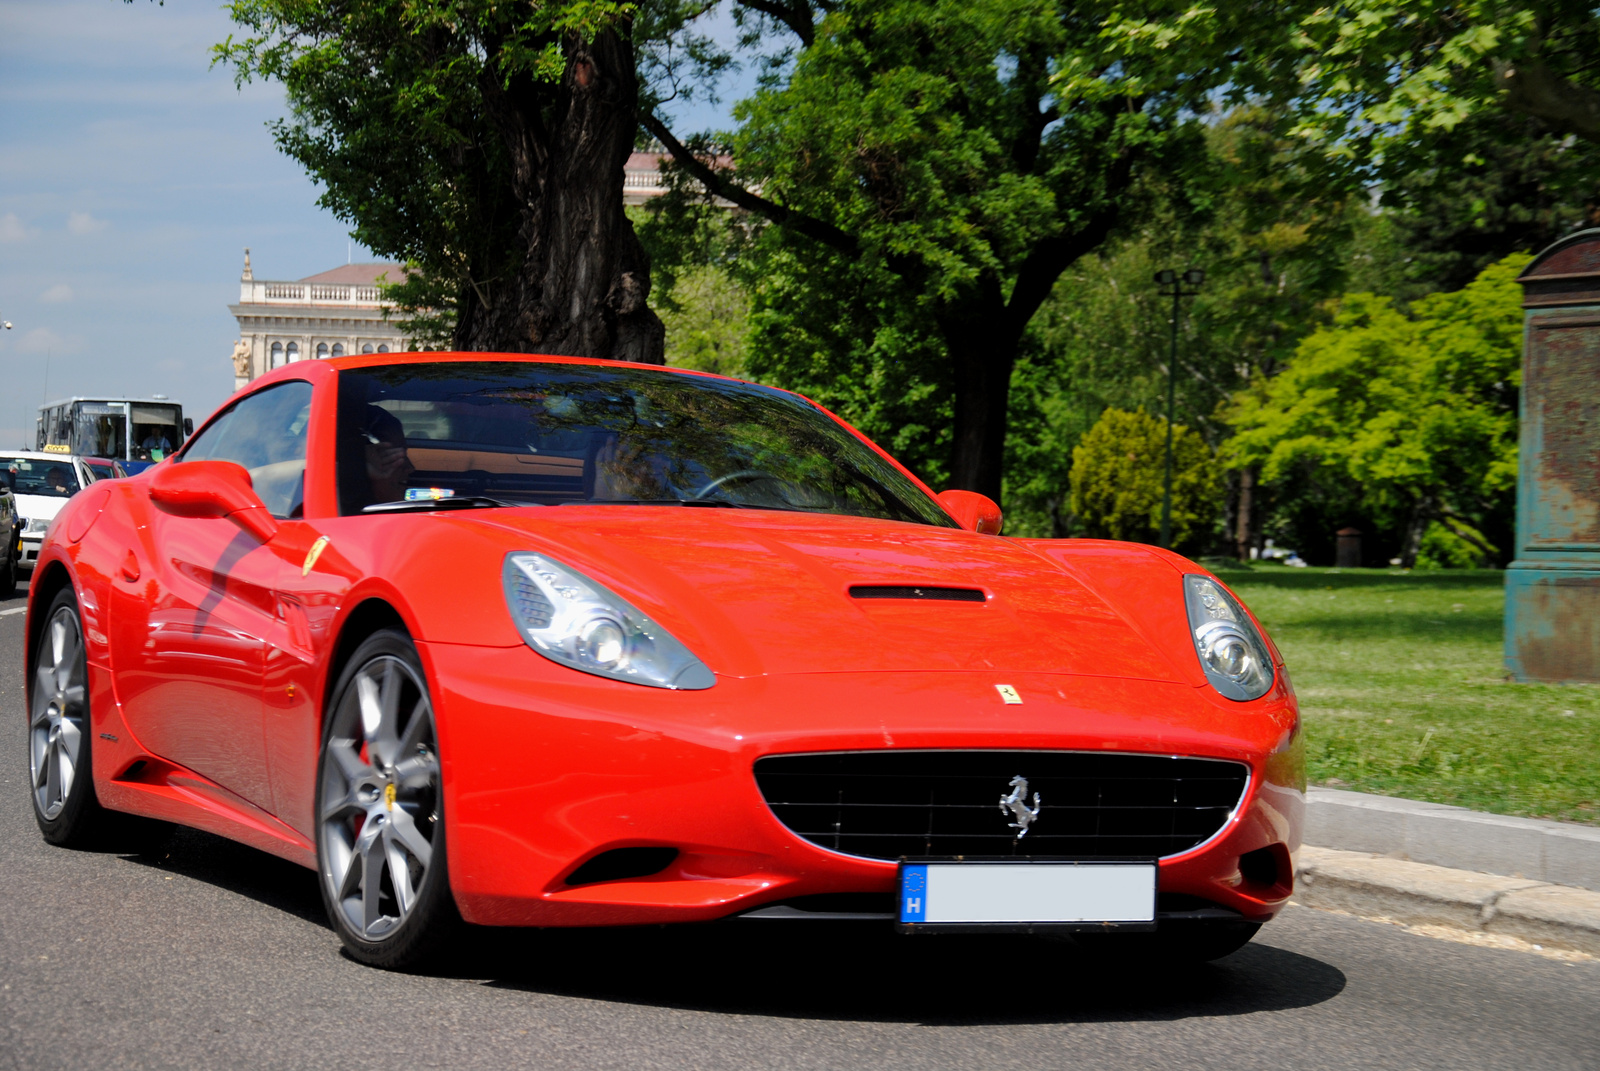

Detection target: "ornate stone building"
[228, 250, 410, 388]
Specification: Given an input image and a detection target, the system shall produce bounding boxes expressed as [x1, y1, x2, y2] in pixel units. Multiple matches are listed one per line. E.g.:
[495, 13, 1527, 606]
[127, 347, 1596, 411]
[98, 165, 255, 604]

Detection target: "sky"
[0, 1, 742, 450]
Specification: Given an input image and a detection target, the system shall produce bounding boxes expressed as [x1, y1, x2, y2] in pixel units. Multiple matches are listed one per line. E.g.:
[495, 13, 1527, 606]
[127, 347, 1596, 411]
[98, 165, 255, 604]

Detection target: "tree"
[1003, 104, 1369, 543]
[1223, 254, 1528, 568]
[217, 0, 665, 361]
[1068, 407, 1218, 552]
[1380, 110, 1600, 292]
[646, 0, 1314, 500]
[658, 265, 751, 376]
[1289, 1, 1600, 151]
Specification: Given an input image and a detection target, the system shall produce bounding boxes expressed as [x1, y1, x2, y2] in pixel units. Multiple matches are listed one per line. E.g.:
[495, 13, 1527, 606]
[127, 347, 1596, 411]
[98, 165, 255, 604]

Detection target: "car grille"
[753, 750, 1250, 861]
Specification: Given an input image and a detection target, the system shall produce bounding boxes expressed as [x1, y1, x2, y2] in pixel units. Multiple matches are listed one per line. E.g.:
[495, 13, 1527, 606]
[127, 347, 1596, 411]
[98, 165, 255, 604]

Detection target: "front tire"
[316, 629, 458, 970]
[31, 588, 104, 844]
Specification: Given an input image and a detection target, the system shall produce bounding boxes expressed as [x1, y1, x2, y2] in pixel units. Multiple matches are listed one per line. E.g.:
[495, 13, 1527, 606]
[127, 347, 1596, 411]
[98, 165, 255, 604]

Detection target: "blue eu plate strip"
[899, 865, 928, 923]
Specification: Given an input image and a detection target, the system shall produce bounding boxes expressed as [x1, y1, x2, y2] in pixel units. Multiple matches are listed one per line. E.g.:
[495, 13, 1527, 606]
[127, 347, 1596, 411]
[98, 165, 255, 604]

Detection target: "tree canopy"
[1223, 254, 1528, 567]
[217, 0, 667, 359]
[650, 0, 1330, 499]
[1289, 1, 1600, 151]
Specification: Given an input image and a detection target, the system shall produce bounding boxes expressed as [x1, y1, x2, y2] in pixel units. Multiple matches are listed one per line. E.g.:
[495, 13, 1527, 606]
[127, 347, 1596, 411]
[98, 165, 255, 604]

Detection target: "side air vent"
[849, 585, 986, 602]
[565, 847, 679, 886]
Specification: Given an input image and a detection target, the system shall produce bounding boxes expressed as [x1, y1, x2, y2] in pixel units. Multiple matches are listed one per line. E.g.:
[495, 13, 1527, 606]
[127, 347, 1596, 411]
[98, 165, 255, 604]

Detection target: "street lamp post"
[1153, 268, 1204, 550]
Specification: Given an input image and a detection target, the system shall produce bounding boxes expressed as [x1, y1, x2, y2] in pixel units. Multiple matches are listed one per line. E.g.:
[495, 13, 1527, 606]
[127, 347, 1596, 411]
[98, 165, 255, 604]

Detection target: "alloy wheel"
[319, 654, 440, 942]
[30, 605, 87, 821]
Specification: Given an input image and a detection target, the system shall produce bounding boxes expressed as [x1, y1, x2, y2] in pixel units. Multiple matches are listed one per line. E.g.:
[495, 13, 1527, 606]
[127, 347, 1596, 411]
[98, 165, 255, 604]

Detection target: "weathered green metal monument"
[1507, 230, 1600, 682]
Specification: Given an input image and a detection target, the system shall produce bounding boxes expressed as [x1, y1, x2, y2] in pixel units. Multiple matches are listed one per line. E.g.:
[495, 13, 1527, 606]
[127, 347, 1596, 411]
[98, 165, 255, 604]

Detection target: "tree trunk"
[1047, 494, 1068, 538]
[463, 28, 664, 363]
[1399, 499, 1431, 569]
[941, 282, 1017, 501]
[1235, 467, 1256, 562]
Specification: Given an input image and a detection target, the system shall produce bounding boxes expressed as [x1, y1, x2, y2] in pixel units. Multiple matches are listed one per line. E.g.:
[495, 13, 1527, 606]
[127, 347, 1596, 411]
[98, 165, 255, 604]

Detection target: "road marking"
[0, 606, 27, 616]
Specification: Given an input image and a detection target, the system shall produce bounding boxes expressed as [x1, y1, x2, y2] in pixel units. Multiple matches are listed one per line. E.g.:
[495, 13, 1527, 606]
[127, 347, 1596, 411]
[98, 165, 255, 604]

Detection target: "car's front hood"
[465, 507, 1184, 683]
[15, 494, 67, 526]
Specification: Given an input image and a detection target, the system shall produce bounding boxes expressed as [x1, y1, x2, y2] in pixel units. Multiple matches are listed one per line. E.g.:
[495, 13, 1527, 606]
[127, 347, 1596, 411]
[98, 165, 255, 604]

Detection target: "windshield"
[72, 407, 126, 460]
[336, 362, 953, 526]
[130, 403, 182, 461]
[0, 456, 81, 498]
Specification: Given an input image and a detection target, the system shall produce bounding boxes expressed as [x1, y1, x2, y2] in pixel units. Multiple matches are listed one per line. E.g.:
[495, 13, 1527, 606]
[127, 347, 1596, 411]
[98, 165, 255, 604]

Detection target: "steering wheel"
[691, 469, 778, 501]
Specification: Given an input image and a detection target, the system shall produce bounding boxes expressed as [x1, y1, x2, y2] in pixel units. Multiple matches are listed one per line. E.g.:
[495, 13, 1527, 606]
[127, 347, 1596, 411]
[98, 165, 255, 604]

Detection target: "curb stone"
[1295, 846, 1600, 956]
[1306, 786, 1600, 891]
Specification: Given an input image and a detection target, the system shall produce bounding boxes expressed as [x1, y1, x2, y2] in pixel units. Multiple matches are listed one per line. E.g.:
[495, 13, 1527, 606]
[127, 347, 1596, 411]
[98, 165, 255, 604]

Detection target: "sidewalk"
[1296, 788, 1600, 956]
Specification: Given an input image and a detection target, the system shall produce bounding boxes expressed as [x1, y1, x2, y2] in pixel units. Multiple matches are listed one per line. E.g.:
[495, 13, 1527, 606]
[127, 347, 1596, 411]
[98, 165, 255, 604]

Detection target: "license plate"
[897, 861, 1156, 930]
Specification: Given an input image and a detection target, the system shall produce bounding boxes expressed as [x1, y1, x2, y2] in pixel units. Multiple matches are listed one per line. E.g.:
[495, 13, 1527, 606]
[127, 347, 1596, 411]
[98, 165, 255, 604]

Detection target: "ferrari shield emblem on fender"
[994, 684, 1022, 704]
[301, 535, 331, 577]
[999, 775, 1042, 837]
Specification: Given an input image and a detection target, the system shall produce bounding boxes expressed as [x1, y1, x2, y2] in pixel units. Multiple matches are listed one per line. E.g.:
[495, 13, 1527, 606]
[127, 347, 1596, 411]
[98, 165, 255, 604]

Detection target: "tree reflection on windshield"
[335, 362, 954, 527]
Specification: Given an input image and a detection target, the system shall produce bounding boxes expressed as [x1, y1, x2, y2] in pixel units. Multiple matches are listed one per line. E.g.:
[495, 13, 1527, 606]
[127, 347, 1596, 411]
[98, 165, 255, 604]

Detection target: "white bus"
[37, 396, 193, 471]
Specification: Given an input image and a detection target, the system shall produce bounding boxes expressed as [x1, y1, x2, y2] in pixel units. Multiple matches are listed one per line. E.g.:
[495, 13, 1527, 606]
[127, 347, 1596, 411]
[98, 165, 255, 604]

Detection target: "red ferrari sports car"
[26, 352, 1301, 969]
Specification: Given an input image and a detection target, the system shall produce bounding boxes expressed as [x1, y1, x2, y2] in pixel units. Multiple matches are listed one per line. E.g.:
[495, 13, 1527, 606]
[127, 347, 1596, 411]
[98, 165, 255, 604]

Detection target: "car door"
[112, 380, 313, 813]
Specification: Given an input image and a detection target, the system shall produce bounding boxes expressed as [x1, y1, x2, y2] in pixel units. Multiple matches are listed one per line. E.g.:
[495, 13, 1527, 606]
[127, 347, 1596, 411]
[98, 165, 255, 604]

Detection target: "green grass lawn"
[1216, 566, 1600, 825]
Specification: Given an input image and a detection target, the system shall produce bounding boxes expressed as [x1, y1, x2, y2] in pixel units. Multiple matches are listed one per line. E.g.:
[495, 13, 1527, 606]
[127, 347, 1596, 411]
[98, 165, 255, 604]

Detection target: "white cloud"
[39, 284, 73, 304]
[67, 211, 108, 235]
[13, 327, 73, 355]
[0, 213, 31, 242]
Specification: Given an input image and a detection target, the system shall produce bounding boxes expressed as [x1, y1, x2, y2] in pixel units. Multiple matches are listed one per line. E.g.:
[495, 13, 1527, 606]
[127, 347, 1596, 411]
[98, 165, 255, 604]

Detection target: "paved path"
[2, 599, 1598, 1070]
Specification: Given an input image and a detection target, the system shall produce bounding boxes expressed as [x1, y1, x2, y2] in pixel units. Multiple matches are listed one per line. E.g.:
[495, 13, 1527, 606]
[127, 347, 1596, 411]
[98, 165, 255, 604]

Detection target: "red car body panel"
[27, 352, 1303, 930]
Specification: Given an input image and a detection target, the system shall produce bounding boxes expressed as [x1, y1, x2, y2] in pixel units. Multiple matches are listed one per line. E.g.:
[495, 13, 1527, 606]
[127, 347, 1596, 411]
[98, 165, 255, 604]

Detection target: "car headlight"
[22, 517, 48, 536]
[502, 552, 715, 690]
[1183, 575, 1275, 701]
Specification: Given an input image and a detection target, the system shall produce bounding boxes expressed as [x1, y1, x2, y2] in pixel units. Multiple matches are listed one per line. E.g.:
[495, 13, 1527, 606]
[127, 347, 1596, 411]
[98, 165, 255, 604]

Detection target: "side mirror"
[937, 489, 1003, 535]
[148, 460, 279, 544]
[183, 418, 194, 438]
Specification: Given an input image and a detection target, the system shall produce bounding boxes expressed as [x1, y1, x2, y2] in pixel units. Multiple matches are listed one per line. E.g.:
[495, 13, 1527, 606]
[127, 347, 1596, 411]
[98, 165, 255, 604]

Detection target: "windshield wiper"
[577, 498, 743, 508]
[575, 497, 824, 514]
[363, 495, 524, 514]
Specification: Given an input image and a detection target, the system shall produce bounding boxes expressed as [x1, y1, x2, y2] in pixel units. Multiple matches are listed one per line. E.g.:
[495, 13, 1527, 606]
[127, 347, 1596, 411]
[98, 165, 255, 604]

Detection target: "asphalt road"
[1, 590, 1598, 1071]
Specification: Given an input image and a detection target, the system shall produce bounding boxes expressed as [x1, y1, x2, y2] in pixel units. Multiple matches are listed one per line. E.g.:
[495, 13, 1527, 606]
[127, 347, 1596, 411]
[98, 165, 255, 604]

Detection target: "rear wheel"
[316, 630, 458, 970]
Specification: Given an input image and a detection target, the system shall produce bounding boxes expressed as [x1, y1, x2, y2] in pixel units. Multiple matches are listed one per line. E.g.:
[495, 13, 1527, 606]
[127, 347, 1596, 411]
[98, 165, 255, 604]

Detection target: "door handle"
[121, 550, 140, 582]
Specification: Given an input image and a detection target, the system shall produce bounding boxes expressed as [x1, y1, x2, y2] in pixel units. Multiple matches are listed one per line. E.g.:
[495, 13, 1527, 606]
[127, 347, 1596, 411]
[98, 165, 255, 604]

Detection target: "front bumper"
[19, 535, 39, 571]
[421, 642, 1303, 928]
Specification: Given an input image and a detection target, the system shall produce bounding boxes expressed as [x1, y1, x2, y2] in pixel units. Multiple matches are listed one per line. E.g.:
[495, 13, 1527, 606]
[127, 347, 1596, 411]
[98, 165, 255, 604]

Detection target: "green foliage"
[1381, 110, 1600, 292]
[1416, 519, 1498, 570]
[658, 266, 751, 377]
[999, 104, 1372, 538]
[743, 230, 954, 488]
[1303, 2, 1600, 144]
[711, 0, 1329, 494]
[1224, 254, 1529, 564]
[1068, 407, 1220, 552]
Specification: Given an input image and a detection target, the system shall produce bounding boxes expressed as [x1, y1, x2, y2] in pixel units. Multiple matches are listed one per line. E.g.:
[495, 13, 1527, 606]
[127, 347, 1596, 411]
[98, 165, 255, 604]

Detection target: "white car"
[0, 451, 93, 573]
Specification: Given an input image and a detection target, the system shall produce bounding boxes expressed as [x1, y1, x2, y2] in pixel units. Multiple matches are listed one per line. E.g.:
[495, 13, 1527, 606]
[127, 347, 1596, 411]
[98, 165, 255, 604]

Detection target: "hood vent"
[849, 585, 985, 602]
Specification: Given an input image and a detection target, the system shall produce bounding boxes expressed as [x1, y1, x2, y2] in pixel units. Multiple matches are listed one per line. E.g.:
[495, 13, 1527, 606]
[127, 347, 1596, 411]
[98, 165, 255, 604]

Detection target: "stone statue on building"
[231, 338, 253, 379]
